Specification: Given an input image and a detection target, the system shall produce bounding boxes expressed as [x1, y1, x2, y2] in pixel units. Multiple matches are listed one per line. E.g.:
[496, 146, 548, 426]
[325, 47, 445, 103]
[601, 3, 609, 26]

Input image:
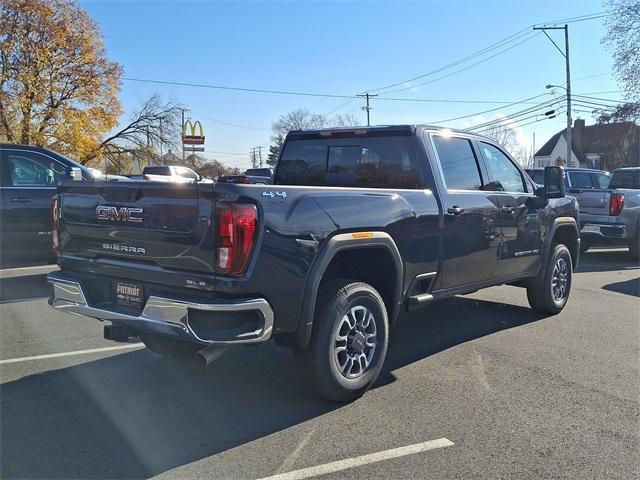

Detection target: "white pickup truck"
[141, 165, 202, 183]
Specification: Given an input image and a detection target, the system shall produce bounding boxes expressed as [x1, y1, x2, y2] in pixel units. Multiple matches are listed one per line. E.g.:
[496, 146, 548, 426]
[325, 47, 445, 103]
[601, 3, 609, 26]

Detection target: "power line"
[476, 110, 566, 134]
[466, 98, 564, 130]
[190, 110, 269, 130]
[532, 12, 606, 27]
[368, 12, 606, 95]
[122, 77, 355, 100]
[573, 72, 610, 81]
[377, 96, 545, 105]
[324, 98, 357, 115]
[379, 32, 540, 95]
[368, 29, 533, 93]
[474, 108, 565, 135]
[423, 93, 554, 124]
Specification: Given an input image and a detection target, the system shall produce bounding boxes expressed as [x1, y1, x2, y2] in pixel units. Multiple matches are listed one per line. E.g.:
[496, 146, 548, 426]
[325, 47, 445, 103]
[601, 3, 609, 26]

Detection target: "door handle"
[447, 206, 463, 215]
[10, 197, 32, 204]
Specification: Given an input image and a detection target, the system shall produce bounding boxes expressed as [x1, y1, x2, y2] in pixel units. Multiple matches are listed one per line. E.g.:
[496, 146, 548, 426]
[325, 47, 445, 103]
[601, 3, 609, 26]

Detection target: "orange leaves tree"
[0, 0, 122, 161]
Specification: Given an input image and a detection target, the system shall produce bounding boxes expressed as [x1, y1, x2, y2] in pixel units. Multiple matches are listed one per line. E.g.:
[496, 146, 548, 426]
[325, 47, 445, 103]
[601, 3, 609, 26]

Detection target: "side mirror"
[70, 167, 83, 181]
[543, 166, 565, 198]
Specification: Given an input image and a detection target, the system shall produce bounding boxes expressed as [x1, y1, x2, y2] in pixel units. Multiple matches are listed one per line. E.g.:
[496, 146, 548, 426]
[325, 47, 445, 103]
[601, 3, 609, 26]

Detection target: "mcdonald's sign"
[182, 120, 205, 145]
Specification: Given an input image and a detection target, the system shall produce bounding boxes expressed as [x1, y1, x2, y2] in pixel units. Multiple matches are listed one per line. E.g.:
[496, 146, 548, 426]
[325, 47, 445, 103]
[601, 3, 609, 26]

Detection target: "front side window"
[432, 135, 483, 190]
[7, 152, 69, 187]
[480, 142, 526, 193]
[593, 172, 611, 189]
[175, 167, 198, 179]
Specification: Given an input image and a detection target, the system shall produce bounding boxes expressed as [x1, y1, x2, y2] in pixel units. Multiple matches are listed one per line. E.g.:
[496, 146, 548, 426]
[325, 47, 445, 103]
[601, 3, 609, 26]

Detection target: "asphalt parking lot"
[1, 249, 638, 479]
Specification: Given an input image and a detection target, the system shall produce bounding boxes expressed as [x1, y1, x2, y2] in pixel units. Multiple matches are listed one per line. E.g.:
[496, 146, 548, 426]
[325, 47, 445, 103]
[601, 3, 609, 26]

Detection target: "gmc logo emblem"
[96, 205, 143, 223]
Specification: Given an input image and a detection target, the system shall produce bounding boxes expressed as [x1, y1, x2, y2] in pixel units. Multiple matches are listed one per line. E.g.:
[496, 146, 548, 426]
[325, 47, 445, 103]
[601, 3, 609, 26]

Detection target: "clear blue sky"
[82, 0, 618, 169]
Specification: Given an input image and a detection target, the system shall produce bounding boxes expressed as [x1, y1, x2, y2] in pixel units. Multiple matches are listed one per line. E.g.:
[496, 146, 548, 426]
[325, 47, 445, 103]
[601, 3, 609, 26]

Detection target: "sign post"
[182, 119, 205, 166]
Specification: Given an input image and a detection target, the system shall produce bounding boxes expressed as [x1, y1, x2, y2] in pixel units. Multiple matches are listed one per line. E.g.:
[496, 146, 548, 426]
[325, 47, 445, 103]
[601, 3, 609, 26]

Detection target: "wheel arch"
[295, 232, 403, 349]
[545, 217, 580, 270]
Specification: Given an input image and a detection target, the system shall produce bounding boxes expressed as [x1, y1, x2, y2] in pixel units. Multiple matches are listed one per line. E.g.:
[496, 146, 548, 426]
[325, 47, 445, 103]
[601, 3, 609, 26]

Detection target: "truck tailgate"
[59, 181, 216, 274]
[577, 189, 610, 215]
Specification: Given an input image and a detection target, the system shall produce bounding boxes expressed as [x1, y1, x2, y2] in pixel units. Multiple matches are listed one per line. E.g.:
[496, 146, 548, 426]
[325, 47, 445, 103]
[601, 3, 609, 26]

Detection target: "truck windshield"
[610, 169, 640, 189]
[275, 135, 420, 188]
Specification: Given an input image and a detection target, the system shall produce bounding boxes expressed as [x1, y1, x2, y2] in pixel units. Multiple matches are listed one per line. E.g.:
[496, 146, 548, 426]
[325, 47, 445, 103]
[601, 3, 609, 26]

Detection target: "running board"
[406, 293, 434, 311]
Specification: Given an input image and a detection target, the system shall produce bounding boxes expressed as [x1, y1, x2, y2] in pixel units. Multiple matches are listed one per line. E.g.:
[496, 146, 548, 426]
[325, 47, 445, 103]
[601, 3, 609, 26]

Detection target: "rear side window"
[610, 169, 640, 189]
[568, 171, 593, 189]
[432, 136, 483, 190]
[275, 136, 420, 188]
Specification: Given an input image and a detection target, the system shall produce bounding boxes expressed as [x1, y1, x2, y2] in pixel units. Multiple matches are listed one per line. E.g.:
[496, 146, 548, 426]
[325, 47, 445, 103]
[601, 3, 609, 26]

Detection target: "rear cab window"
[274, 134, 421, 188]
[610, 169, 640, 189]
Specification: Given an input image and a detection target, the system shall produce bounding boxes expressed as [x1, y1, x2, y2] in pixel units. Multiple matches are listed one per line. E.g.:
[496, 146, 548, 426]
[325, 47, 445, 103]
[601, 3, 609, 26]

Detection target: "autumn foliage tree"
[0, 0, 122, 160]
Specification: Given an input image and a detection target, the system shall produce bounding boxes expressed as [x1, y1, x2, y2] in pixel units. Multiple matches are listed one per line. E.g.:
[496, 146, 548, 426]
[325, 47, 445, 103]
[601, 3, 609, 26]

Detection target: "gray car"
[579, 167, 640, 259]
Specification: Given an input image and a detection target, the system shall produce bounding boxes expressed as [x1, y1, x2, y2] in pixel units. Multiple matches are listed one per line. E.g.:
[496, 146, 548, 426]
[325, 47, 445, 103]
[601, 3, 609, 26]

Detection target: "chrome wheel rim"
[551, 257, 569, 302]
[333, 305, 377, 379]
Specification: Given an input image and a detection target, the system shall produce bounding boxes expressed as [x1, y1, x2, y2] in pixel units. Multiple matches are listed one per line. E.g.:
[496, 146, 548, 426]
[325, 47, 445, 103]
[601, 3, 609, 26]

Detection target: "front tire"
[527, 244, 573, 314]
[294, 280, 389, 402]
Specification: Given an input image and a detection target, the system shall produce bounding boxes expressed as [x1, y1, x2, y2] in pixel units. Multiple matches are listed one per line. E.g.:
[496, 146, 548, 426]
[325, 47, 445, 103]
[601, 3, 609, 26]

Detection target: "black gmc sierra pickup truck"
[47, 125, 579, 402]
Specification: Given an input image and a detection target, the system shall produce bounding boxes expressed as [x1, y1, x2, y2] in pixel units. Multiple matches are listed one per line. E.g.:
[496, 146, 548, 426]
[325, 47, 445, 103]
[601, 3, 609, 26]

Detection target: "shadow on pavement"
[379, 296, 545, 384]
[0, 274, 51, 303]
[602, 277, 640, 298]
[577, 248, 638, 273]
[0, 297, 547, 479]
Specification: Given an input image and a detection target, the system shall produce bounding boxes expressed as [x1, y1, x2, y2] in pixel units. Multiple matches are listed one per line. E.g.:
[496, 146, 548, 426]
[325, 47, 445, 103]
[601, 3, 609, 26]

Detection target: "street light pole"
[534, 24, 572, 167]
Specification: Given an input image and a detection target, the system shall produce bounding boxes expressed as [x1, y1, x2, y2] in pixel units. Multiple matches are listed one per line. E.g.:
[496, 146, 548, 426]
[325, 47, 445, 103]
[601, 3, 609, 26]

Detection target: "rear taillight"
[50, 195, 60, 253]
[215, 203, 257, 276]
[609, 193, 624, 216]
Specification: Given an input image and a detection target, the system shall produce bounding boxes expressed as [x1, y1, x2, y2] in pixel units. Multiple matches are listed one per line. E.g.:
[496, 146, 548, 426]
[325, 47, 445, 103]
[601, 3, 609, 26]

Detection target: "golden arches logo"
[182, 120, 204, 137]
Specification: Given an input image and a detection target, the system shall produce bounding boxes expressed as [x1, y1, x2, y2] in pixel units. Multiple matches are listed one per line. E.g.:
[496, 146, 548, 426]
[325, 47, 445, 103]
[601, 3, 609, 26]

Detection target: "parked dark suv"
[0, 144, 98, 266]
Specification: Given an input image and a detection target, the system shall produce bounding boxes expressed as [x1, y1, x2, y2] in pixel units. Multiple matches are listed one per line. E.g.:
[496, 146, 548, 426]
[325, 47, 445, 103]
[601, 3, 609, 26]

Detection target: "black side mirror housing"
[543, 166, 566, 198]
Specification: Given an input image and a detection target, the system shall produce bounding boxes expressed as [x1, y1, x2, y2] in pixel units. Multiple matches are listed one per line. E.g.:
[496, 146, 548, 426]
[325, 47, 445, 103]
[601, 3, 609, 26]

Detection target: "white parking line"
[0, 344, 144, 365]
[256, 438, 454, 480]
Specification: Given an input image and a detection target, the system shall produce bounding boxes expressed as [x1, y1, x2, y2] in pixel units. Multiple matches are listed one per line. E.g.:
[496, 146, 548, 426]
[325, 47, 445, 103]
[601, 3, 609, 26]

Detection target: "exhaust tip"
[197, 345, 230, 365]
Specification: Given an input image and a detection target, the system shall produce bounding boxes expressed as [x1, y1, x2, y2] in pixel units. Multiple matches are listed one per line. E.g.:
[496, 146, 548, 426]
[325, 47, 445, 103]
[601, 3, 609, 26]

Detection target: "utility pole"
[257, 146, 263, 167]
[181, 108, 186, 164]
[533, 24, 572, 167]
[249, 147, 257, 168]
[357, 92, 378, 126]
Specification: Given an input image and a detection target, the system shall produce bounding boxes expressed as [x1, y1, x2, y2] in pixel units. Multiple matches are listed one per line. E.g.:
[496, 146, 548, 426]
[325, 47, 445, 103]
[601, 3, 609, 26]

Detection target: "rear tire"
[294, 280, 389, 403]
[140, 333, 200, 360]
[527, 244, 572, 314]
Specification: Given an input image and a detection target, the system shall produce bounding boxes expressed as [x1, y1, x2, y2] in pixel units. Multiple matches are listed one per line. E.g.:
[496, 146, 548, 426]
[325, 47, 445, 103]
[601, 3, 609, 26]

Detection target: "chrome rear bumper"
[47, 272, 273, 345]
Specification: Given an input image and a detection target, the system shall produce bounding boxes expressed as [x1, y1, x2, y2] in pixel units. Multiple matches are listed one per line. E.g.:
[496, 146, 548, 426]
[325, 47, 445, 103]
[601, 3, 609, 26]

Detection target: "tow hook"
[197, 345, 230, 365]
